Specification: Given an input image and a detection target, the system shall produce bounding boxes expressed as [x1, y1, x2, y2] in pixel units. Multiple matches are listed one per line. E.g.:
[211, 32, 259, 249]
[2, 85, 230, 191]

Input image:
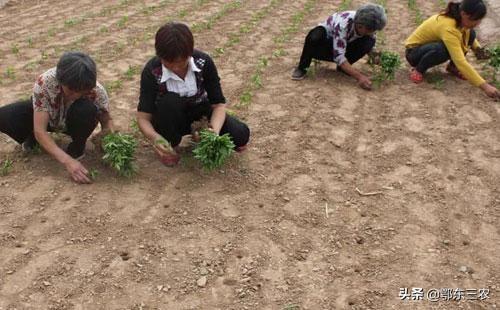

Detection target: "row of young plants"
[3, 0, 212, 85]
[407, 0, 425, 25]
[3, 0, 167, 59]
[212, 0, 286, 58]
[235, 0, 318, 108]
[102, 0, 249, 95]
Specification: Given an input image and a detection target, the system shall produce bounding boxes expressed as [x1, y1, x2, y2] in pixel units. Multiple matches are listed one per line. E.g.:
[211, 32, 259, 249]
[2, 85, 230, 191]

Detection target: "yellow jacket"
[405, 14, 485, 87]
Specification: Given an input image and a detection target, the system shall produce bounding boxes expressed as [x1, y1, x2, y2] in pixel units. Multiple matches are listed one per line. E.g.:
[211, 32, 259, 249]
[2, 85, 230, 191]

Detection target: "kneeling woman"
[405, 0, 499, 98]
[0, 52, 114, 184]
[136, 22, 250, 165]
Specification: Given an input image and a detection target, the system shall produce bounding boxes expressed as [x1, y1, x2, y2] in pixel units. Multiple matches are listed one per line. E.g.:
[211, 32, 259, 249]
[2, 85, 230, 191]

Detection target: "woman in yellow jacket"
[405, 0, 499, 99]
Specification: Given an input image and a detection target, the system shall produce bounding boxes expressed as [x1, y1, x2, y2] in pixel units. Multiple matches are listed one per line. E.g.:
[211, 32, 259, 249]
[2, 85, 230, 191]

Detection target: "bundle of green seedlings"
[193, 130, 235, 171]
[487, 45, 500, 88]
[372, 51, 401, 87]
[102, 133, 138, 177]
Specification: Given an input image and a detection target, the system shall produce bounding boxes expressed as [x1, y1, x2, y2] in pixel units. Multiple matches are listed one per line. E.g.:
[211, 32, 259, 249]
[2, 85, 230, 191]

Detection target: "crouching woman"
[0, 52, 113, 183]
[136, 22, 250, 166]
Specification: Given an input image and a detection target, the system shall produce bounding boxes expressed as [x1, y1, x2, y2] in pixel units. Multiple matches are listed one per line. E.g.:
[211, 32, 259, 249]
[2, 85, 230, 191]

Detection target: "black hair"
[56, 51, 97, 92]
[155, 22, 194, 62]
[442, 0, 487, 25]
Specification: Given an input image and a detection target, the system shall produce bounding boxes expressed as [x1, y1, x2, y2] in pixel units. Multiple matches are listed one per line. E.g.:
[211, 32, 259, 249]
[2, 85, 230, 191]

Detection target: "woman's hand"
[153, 137, 180, 166]
[64, 158, 91, 184]
[357, 75, 373, 90]
[480, 83, 500, 99]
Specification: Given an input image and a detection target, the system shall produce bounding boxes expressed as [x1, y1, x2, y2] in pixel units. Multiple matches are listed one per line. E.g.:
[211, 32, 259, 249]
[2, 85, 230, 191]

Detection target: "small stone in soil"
[197, 276, 207, 287]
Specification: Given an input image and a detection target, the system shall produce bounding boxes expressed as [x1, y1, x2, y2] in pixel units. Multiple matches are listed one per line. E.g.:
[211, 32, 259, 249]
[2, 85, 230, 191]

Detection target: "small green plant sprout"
[238, 90, 253, 107]
[372, 51, 401, 87]
[307, 59, 321, 78]
[0, 158, 13, 176]
[11, 44, 19, 55]
[283, 304, 300, 310]
[130, 119, 140, 135]
[5, 67, 15, 79]
[214, 47, 225, 57]
[272, 48, 287, 58]
[47, 28, 56, 37]
[124, 65, 139, 80]
[117, 15, 129, 28]
[193, 130, 235, 171]
[102, 133, 138, 177]
[27, 37, 34, 47]
[425, 72, 445, 89]
[89, 168, 99, 181]
[105, 80, 123, 93]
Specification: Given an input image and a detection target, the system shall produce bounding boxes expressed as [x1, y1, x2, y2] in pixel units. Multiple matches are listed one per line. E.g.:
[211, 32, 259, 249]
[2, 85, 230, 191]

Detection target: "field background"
[0, 0, 499, 309]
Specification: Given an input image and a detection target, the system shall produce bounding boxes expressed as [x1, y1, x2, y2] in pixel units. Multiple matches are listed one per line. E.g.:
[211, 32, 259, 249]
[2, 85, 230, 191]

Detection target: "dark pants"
[152, 93, 250, 148]
[298, 26, 376, 70]
[0, 99, 98, 156]
[406, 30, 476, 74]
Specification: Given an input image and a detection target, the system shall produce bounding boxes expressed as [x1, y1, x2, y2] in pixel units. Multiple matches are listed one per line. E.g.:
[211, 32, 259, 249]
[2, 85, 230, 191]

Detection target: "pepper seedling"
[193, 130, 235, 171]
[102, 133, 138, 177]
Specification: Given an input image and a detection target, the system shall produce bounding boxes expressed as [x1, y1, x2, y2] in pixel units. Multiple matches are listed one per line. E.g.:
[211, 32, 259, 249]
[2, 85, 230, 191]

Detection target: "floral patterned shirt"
[320, 11, 369, 65]
[32, 68, 109, 130]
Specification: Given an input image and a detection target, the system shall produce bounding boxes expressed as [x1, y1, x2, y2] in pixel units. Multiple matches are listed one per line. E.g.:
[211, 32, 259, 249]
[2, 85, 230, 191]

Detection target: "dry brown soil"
[0, 0, 499, 309]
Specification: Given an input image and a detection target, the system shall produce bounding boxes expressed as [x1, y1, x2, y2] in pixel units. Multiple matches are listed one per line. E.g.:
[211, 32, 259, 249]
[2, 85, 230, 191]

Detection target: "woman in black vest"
[136, 22, 250, 166]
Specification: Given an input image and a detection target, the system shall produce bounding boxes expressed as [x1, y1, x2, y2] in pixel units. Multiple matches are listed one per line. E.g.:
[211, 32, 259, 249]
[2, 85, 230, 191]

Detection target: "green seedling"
[178, 9, 188, 18]
[105, 80, 123, 93]
[272, 48, 287, 58]
[238, 90, 252, 107]
[425, 73, 445, 89]
[11, 44, 19, 55]
[193, 130, 235, 171]
[372, 51, 401, 87]
[0, 159, 13, 176]
[64, 18, 77, 27]
[89, 169, 99, 180]
[214, 47, 225, 57]
[117, 15, 129, 28]
[27, 37, 33, 48]
[5, 67, 15, 79]
[124, 65, 140, 80]
[99, 26, 109, 33]
[47, 28, 56, 37]
[102, 133, 138, 177]
[130, 119, 140, 135]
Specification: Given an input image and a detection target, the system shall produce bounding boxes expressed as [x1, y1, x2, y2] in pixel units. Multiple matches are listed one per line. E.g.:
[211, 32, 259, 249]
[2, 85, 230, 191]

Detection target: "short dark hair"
[442, 0, 487, 24]
[56, 52, 97, 92]
[155, 22, 194, 61]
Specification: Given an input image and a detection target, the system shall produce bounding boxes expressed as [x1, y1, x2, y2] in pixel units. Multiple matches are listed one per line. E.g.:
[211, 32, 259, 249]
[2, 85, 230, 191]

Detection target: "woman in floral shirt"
[292, 4, 387, 90]
[0, 52, 114, 183]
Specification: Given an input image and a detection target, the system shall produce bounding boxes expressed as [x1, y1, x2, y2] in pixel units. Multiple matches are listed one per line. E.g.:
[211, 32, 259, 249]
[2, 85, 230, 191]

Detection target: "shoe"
[446, 63, 466, 80]
[409, 68, 424, 84]
[291, 67, 307, 80]
[21, 135, 38, 152]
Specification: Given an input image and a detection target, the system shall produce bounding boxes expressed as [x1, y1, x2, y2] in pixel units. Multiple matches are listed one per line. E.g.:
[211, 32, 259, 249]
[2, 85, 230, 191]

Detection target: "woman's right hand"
[65, 158, 91, 184]
[357, 75, 372, 90]
[154, 137, 174, 155]
[481, 83, 500, 99]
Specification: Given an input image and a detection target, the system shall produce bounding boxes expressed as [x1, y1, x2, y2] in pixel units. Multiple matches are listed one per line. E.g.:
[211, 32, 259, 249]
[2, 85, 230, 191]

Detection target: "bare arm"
[210, 104, 226, 135]
[33, 111, 90, 183]
[136, 111, 162, 143]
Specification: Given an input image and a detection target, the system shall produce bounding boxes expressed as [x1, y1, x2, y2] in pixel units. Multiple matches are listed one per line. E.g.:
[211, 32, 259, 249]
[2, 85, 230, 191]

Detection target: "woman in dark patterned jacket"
[136, 22, 250, 166]
[292, 4, 387, 90]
